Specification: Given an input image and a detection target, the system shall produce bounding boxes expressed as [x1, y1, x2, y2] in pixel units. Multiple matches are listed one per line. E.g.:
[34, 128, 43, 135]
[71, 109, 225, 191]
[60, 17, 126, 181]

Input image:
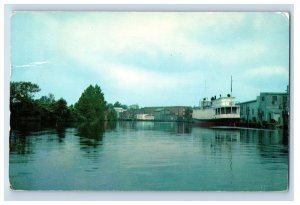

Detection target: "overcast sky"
[11, 12, 289, 107]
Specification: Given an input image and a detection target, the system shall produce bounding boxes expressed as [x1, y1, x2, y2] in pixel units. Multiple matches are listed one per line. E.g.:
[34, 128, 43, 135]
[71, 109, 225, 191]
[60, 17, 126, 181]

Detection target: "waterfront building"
[136, 113, 155, 121]
[239, 92, 288, 126]
[239, 100, 258, 123]
[153, 108, 177, 121]
[139, 106, 190, 121]
[114, 107, 127, 119]
[117, 106, 191, 121]
[166, 106, 188, 120]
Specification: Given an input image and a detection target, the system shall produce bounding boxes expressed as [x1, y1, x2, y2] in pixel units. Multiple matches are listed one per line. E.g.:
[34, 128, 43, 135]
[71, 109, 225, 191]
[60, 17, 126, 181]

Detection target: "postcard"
[9, 11, 289, 191]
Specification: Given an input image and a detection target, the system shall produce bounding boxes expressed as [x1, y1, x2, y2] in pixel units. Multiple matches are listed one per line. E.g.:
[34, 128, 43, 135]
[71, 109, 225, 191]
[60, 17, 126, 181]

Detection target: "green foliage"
[113, 101, 122, 107]
[74, 84, 106, 121]
[38, 93, 55, 105]
[10, 81, 118, 124]
[10, 81, 40, 103]
[10, 82, 41, 121]
[106, 103, 117, 121]
[184, 107, 193, 122]
[10, 81, 71, 124]
[113, 101, 127, 109]
[69, 104, 84, 122]
[50, 98, 70, 122]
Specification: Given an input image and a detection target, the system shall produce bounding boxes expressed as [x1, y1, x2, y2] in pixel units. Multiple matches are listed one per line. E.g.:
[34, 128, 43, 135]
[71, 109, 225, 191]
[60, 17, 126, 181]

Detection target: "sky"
[10, 12, 289, 107]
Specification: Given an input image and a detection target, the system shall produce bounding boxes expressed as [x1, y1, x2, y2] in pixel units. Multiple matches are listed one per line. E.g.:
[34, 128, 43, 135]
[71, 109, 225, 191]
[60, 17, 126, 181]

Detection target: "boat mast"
[231, 75, 232, 97]
[205, 80, 207, 99]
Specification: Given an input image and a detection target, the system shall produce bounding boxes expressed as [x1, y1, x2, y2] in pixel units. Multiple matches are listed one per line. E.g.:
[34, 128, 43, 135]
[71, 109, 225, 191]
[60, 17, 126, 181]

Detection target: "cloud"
[246, 66, 288, 77]
[11, 12, 289, 105]
[13, 61, 50, 68]
[97, 62, 188, 92]
[36, 12, 267, 69]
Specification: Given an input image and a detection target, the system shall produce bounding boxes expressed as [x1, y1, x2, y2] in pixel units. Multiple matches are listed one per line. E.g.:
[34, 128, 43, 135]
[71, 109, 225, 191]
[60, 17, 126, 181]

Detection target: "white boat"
[192, 95, 240, 126]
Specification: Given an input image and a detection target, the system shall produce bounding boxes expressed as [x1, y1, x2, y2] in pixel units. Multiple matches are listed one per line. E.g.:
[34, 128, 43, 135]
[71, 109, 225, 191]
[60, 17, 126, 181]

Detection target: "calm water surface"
[9, 121, 289, 191]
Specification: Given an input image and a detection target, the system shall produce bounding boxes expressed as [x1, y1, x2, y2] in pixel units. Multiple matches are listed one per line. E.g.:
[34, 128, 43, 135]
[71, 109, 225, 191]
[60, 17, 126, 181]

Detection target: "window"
[252, 109, 254, 115]
[232, 107, 237, 114]
[221, 108, 225, 114]
[272, 95, 278, 105]
[226, 107, 231, 114]
[261, 96, 265, 101]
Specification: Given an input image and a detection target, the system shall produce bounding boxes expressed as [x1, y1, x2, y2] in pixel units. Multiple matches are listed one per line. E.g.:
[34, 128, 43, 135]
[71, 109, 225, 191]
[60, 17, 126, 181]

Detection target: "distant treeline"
[10, 81, 117, 125]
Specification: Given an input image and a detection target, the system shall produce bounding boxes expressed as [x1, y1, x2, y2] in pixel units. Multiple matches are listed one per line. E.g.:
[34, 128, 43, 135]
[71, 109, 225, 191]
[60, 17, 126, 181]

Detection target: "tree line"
[10, 81, 117, 125]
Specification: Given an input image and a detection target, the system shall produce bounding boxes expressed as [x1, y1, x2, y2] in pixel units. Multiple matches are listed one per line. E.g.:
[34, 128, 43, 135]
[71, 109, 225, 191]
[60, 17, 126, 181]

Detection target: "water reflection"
[240, 128, 288, 145]
[240, 129, 289, 160]
[9, 129, 33, 155]
[192, 127, 288, 161]
[191, 127, 289, 146]
[10, 121, 43, 137]
[76, 122, 105, 148]
[153, 122, 192, 134]
[75, 121, 117, 147]
[192, 128, 240, 158]
[214, 129, 240, 142]
[9, 121, 47, 155]
[74, 121, 116, 172]
[56, 125, 66, 143]
[10, 122, 73, 155]
[118, 121, 192, 134]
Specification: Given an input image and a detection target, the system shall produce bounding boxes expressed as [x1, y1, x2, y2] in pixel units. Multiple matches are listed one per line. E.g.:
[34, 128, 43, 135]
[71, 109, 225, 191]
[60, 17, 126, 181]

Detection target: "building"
[239, 92, 288, 126]
[153, 108, 177, 121]
[136, 113, 154, 121]
[239, 100, 258, 123]
[257, 92, 288, 125]
[114, 107, 127, 119]
[128, 104, 139, 110]
[115, 106, 192, 122]
[166, 106, 188, 120]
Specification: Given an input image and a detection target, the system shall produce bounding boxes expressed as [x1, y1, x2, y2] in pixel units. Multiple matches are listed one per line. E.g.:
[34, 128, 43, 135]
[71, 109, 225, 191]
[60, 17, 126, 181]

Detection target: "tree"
[74, 84, 106, 121]
[106, 103, 117, 121]
[10, 81, 40, 103]
[10, 82, 42, 121]
[10, 81, 74, 124]
[51, 98, 70, 122]
[114, 101, 122, 107]
[39, 93, 55, 105]
[114, 101, 127, 109]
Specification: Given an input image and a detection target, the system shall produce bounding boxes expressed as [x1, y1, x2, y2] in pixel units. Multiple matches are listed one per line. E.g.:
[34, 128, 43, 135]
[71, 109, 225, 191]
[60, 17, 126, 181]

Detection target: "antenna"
[205, 80, 207, 99]
[231, 75, 232, 97]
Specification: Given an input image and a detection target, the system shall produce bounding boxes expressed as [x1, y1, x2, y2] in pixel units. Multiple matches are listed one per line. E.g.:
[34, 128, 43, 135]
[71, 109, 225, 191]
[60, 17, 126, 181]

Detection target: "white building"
[136, 113, 154, 121]
[114, 107, 126, 119]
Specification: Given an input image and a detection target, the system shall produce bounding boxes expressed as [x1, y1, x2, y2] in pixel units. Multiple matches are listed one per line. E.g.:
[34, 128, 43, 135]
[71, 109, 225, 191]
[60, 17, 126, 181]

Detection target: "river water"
[9, 121, 289, 191]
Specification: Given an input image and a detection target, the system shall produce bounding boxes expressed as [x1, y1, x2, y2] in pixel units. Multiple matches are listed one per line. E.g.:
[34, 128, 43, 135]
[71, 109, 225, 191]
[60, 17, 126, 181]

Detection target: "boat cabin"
[199, 95, 240, 117]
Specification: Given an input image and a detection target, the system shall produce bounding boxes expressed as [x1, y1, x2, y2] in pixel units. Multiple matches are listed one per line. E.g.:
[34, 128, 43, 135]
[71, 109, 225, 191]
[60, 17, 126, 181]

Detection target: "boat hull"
[193, 118, 240, 127]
